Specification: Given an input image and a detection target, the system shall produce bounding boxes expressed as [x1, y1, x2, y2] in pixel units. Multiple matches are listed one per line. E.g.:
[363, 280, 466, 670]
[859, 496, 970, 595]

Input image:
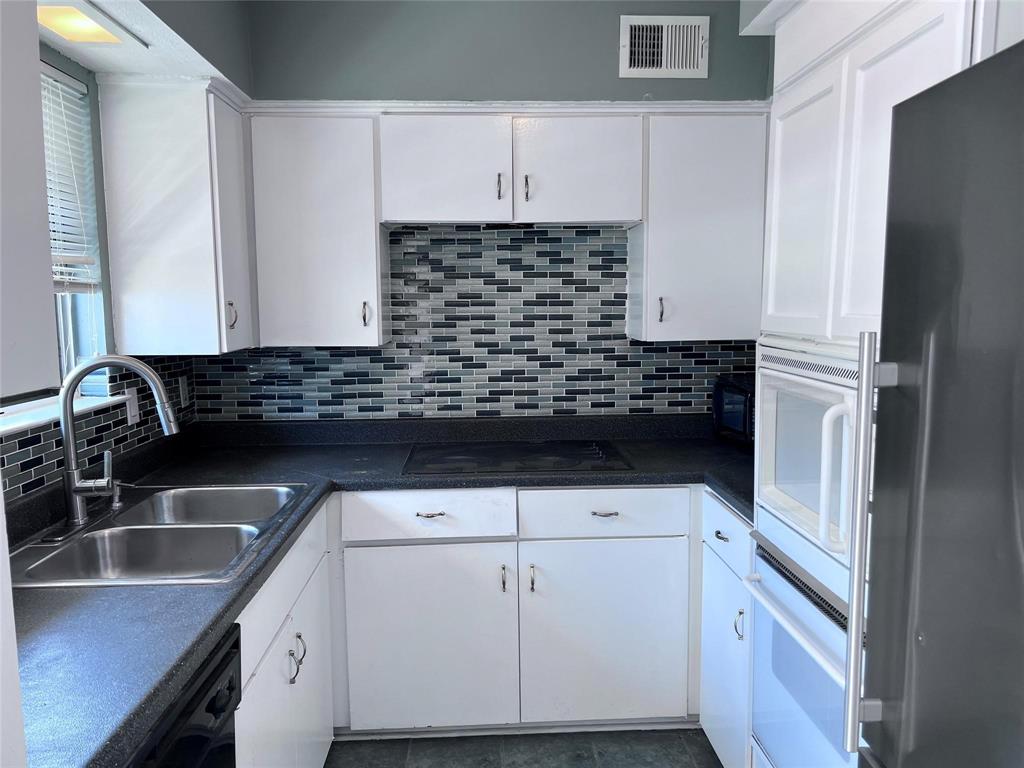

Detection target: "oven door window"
[757, 369, 855, 559]
[750, 562, 855, 768]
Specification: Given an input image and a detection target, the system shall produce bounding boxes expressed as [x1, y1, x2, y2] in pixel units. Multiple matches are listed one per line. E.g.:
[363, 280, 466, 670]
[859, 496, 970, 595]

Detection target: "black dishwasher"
[129, 624, 241, 768]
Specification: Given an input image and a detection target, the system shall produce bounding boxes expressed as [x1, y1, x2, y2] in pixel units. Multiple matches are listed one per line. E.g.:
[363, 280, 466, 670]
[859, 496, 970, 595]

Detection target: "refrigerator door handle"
[844, 331, 885, 752]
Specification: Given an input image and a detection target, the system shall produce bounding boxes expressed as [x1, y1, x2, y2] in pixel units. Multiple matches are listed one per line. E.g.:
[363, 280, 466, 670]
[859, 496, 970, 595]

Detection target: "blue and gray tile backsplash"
[2, 224, 754, 507]
[194, 224, 754, 420]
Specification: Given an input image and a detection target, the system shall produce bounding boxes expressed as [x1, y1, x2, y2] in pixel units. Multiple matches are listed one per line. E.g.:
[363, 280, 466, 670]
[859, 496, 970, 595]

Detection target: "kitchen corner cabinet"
[699, 490, 753, 768]
[518, 537, 689, 722]
[99, 79, 256, 355]
[379, 114, 642, 223]
[344, 541, 521, 730]
[762, 0, 971, 342]
[628, 114, 767, 342]
[251, 115, 388, 346]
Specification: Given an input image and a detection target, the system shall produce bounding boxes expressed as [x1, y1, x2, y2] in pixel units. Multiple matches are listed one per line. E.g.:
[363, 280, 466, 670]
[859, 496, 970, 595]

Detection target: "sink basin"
[10, 483, 306, 587]
[19, 525, 260, 585]
[115, 486, 297, 526]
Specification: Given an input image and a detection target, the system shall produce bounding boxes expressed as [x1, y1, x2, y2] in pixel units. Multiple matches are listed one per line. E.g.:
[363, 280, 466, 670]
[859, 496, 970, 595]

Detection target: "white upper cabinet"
[761, 59, 846, 341]
[380, 115, 513, 222]
[100, 80, 256, 355]
[252, 115, 387, 347]
[512, 116, 643, 223]
[762, 0, 971, 343]
[378, 114, 642, 223]
[831, 0, 972, 339]
[628, 114, 767, 342]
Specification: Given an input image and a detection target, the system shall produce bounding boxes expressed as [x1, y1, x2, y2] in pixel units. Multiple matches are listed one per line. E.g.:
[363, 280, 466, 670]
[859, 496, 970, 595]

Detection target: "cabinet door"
[380, 115, 513, 222]
[208, 93, 255, 352]
[236, 617, 297, 768]
[699, 544, 752, 768]
[513, 116, 643, 222]
[290, 557, 333, 768]
[345, 542, 520, 730]
[252, 115, 385, 346]
[519, 538, 688, 722]
[762, 60, 846, 340]
[638, 115, 767, 341]
[830, 0, 971, 340]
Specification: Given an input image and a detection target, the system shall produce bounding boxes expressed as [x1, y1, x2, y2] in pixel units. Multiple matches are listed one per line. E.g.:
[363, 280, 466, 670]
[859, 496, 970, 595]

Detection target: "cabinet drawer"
[518, 487, 689, 539]
[238, 502, 328, 683]
[702, 490, 752, 578]
[341, 488, 517, 543]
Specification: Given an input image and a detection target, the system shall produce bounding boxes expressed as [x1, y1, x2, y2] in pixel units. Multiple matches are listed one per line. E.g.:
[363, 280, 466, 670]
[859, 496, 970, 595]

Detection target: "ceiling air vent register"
[619, 16, 710, 79]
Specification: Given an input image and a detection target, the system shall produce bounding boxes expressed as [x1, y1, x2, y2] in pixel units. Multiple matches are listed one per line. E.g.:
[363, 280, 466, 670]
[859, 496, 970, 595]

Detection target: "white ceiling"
[37, 0, 223, 79]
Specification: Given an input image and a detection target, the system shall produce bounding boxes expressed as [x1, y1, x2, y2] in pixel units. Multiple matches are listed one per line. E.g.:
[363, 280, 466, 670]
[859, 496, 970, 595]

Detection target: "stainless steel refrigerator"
[855, 40, 1024, 768]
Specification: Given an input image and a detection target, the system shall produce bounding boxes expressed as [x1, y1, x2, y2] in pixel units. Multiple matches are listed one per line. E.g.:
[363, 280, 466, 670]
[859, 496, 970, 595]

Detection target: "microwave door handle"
[743, 574, 846, 687]
[819, 402, 852, 553]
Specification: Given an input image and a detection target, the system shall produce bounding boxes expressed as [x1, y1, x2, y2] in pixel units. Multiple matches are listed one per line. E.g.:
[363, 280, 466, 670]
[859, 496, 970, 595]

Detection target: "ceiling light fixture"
[37, 5, 121, 44]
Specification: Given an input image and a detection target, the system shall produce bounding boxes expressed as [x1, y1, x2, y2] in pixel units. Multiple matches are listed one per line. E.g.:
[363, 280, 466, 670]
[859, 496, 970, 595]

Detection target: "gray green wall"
[151, 1, 770, 101]
[247, 1, 770, 101]
[143, 1, 253, 94]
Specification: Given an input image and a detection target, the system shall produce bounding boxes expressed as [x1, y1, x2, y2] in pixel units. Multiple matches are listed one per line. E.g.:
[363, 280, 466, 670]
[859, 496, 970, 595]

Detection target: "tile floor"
[325, 729, 723, 768]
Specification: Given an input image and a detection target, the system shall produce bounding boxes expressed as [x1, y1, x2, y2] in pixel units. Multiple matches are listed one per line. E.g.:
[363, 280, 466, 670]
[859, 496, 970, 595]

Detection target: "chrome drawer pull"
[591, 511, 620, 518]
[415, 511, 446, 519]
[714, 530, 730, 542]
[295, 632, 307, 664]
[733, 609, 745, 640]
[500, 564, 507, 593]
[497, 172, 503, 200]
[288, 650, 300, 684]
[529, 564, 536, 593]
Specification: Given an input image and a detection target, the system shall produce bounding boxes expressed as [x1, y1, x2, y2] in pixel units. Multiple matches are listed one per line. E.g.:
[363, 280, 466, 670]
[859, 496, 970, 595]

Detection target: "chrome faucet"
[59, 355, 180, 530]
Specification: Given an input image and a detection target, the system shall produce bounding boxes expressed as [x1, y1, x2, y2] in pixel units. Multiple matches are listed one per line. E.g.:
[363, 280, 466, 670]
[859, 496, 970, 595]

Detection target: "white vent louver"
[619, 16, 709, 79]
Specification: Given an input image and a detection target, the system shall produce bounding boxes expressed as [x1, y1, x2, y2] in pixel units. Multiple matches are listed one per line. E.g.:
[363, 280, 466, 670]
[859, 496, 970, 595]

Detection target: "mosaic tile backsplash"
[193, 225, 755, 420]
[1, 357, 195, 504]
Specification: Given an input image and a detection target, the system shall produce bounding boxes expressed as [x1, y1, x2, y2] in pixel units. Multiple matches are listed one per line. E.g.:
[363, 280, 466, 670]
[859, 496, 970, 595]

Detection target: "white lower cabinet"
[518, 537, 689, 723]
[344, 541, 520, 730]
[236, 557, 333, 768]
[699, 544, 751, 768]
[235, 502, 333, 768]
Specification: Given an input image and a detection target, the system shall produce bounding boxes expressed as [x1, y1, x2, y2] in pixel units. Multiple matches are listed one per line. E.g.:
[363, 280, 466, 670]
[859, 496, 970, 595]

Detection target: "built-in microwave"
[754, 339, 860, 600]
[713, 373, 755, 445]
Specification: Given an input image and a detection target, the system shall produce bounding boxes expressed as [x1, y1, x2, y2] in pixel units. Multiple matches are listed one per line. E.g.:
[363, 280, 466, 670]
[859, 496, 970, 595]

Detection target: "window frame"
[38, 45, 114, 382]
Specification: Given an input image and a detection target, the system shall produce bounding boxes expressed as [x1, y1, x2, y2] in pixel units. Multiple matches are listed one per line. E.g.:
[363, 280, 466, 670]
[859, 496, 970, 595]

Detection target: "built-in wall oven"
[745, 534, 857, 768]
[755, 339, 860, 602]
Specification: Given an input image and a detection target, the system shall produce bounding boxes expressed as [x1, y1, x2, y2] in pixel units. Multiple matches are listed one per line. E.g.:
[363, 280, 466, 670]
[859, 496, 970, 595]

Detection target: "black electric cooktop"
[402, 440, 634, 475]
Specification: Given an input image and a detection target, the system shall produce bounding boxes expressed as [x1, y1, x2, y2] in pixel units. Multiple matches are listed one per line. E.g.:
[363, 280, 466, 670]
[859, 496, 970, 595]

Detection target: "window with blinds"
[40, 64, 106, 378]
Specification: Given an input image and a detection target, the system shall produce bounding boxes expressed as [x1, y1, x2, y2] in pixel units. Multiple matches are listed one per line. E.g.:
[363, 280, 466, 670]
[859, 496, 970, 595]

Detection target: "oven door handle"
[819, 402, 852, 553]
[743, 574, 846, 687]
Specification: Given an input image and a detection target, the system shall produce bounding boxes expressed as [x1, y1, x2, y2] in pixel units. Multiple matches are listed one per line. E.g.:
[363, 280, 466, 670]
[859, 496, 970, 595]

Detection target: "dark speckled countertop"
[12, 417, 752, 767]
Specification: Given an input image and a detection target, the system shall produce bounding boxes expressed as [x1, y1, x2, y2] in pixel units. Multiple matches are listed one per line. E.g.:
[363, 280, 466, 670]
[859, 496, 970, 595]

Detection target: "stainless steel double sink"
[10, 485, 302, 587]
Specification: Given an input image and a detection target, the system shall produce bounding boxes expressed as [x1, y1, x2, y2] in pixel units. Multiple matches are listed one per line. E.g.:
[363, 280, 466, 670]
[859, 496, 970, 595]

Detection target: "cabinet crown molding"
[244, 99, 770, 117]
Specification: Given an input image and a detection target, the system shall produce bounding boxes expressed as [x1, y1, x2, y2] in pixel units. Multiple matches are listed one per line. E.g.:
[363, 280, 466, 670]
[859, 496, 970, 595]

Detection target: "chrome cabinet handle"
[226, 300, 238, 330]
[288, 650, 300, 684]
[295, 632, 307, 664]
[415, 511, 446, 519]
[500, 564, 507, 593]
[658, 297, 665, 322]
[844, 330, 884, 751]
[361, 301, 369, 327]
[733, 608, 745, 640]
[529, 564, 536, 593]
[714, 530, 730, 542]
[524, 174, 530, 202]
[591, 511, 619, 518]
[497, 172, 503, 200]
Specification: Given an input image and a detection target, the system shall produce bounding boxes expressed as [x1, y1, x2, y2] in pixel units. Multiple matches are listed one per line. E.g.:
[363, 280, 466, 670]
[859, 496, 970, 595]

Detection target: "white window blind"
[40, 67, 100, 288]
